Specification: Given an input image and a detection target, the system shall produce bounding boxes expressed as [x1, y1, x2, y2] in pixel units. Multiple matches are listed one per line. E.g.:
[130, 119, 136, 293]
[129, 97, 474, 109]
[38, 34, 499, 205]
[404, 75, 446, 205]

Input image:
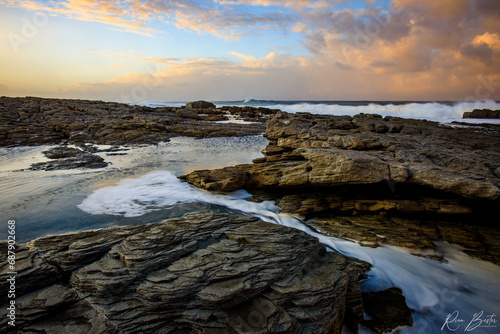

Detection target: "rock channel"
[1, 213, 367, 333]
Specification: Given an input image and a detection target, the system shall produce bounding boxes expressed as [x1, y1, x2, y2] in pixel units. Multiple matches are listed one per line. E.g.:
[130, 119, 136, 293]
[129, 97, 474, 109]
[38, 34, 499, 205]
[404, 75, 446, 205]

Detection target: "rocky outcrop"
[185, 100, 216, 109]
[463, 109, 500, 119]
[183, 111, 500, 206]
[181, 112, 500, 264]
[0, 213, 365, 333]
[303, 214, 500, 264]
[0, 97, 267, 147]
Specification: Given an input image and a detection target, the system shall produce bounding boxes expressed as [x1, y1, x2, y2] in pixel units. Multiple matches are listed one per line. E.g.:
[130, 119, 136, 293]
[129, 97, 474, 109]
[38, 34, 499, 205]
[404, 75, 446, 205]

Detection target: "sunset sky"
[0, 0, 499, 103]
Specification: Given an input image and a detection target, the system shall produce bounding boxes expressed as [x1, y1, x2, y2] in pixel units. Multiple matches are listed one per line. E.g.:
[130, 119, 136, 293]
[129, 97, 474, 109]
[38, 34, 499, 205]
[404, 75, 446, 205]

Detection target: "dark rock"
[0, 213, 364, 333]
[463, 109, 500, 119]
[29, 145, 108, 170]
[302, 214, 500, 263]
[185, 100, 216, 109]
[361, 288, 413, 333]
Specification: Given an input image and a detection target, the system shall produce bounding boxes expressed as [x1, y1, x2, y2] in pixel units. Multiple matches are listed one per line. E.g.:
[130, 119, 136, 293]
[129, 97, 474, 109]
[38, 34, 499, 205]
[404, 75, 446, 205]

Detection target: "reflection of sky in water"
[0, 136, 268, 241]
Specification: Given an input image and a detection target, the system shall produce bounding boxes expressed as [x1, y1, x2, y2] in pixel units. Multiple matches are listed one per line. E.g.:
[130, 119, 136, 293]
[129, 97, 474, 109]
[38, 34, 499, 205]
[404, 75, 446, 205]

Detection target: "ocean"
[142, 99, 500, 124]
[2, 100, 500, 333]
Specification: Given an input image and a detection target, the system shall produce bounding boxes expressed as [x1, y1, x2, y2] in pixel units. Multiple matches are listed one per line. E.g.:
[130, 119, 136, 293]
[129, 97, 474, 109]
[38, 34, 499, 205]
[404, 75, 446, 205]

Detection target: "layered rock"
[181, 112, 500, 263]
[0, 213, 365, 333]
[0, 97, 267, 146]
[183, 111, 500, 206]
[303, 215, 500, 264]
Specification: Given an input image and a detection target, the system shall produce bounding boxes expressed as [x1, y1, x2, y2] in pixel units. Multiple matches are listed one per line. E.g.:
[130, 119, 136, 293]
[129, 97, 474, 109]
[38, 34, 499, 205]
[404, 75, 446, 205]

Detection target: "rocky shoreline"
[2, 97, 500, 333]
[0, 97, 274, 147]
[182, 111, 500, 263]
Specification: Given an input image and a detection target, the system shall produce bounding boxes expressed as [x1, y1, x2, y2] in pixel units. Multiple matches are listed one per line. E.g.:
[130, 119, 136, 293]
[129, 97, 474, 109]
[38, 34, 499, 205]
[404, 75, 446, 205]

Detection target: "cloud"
[0, 0, 296, 39]
[460, 42, 494, 66]
[2, 0, 500, 102]
[370, 60, 397, 68]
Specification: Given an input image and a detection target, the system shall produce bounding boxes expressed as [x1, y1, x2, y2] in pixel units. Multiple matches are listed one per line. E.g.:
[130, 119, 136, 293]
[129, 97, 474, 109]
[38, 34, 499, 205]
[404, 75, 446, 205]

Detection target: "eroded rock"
[182, 112, 500, 211]
[0, 213, 365, 333]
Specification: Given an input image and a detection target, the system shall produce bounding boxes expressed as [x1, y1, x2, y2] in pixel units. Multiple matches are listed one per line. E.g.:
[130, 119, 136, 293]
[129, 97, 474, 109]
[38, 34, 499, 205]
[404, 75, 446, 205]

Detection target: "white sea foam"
[268, 100, 500, 123]
[78, 170, 279, 218]
[79, 170, 500, 333]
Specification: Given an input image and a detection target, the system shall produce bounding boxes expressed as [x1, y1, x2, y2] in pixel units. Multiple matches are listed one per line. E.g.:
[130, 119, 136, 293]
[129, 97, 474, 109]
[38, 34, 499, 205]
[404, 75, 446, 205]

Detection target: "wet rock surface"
[361, 288, 413, 334]
[29, 145, 109, 170]
[0, 97, 269, 146]
[303, 214, 500, 264]
[0, 213, 365, 333]
[182, 111, 500, 263]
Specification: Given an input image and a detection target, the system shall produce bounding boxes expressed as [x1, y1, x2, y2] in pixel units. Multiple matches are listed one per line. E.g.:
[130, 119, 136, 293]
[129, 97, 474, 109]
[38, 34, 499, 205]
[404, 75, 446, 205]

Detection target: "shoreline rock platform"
[0, 96, 275, 147]
[182, 111, 500, 263]
[1, 213, 371, 333]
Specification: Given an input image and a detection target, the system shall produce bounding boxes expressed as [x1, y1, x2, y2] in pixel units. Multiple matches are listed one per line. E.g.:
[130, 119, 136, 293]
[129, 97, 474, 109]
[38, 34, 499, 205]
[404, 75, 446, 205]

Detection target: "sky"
[0, 0, 499, 103]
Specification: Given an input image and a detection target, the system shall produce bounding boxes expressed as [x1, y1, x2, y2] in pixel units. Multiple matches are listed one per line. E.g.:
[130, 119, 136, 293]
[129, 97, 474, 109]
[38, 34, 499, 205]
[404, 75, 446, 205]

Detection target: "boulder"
[185, 100, 216, 109]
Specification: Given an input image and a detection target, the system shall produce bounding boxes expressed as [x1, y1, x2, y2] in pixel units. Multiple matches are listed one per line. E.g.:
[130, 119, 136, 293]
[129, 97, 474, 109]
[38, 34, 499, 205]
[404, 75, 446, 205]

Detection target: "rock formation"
[182, 111, 500, 263]
[0, 213, 366, 333]
[183, 111, 500, 203]
[0, 97, 271, 147]
[463, 108, 500, 119]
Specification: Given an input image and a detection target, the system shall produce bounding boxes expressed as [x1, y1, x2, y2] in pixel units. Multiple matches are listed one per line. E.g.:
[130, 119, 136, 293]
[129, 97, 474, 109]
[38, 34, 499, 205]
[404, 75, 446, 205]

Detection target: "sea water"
[2, 101, 500, 333]
[140, 99, 500, 124]
[0, 136, 268, 241]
